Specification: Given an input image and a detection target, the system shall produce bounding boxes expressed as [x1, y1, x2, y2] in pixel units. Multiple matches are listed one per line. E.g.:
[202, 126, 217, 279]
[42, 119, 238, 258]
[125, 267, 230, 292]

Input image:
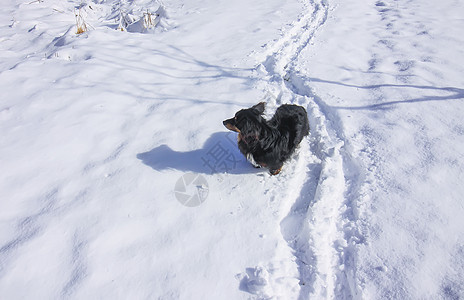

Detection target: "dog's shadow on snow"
[137, 132, 261, 175]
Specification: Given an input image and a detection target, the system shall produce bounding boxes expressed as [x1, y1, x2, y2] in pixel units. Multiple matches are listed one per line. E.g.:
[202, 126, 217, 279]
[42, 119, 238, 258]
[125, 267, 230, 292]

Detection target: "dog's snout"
[223, 118, 240, 132]
[223, 118, 234, 127]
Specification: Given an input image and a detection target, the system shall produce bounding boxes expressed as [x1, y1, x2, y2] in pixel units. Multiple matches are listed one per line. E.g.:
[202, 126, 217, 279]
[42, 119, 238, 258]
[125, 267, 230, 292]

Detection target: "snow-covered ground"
[1, 0, 463, 299]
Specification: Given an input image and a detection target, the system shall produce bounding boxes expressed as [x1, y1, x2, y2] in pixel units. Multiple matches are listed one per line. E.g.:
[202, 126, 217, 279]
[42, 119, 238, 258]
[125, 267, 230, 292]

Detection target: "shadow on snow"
[307, 76, 464, 110]
[137, 131, 261, 175]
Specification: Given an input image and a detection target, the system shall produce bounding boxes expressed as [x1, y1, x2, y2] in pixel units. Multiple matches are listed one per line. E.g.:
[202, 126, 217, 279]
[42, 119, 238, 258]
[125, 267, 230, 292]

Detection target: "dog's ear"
[252, 102, 265, 114]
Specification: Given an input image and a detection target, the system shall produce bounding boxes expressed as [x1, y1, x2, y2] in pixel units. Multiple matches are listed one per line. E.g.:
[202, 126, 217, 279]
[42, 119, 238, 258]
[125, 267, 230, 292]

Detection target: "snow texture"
[1, 0, 463, 299]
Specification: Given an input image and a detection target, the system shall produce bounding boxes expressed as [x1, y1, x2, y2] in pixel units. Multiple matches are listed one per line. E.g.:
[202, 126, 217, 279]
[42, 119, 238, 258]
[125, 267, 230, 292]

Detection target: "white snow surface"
[1, 0, 464, 299]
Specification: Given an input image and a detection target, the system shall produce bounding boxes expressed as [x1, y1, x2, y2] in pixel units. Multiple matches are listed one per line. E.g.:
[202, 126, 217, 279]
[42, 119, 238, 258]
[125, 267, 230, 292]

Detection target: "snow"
[1, 0, 464, 299]
[296, 0, 464, 298]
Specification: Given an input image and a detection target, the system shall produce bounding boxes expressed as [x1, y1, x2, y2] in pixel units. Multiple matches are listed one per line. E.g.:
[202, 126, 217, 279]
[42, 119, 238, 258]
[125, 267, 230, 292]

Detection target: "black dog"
[223, 102, 309, 175]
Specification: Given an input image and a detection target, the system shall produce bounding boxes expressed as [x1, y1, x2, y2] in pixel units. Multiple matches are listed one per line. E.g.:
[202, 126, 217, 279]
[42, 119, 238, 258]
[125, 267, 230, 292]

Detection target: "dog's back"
[270, 104, 309, 147]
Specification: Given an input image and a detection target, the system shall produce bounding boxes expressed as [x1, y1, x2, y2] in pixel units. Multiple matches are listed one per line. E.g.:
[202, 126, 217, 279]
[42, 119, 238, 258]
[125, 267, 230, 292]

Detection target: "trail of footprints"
[241, 0, 363, 298]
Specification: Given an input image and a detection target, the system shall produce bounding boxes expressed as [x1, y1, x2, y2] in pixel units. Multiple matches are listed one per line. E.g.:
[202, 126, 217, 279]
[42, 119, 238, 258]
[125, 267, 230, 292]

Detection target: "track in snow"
[250, 0, 364, 298]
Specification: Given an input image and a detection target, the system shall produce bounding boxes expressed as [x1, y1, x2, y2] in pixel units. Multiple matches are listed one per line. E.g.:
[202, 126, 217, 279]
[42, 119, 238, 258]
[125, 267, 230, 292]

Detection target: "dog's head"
[223, 102, 266, 146]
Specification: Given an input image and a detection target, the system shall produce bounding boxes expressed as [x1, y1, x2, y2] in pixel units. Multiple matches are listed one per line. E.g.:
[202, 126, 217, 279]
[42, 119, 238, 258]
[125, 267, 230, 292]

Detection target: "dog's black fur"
[223, 102, 309, 175]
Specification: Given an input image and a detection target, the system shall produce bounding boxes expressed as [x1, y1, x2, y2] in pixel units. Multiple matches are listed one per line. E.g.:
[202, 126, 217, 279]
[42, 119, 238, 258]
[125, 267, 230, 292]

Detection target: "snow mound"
[73, 0, 173, 34]
[119, 4, 171, 33]
[239, 266, 274, 299]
